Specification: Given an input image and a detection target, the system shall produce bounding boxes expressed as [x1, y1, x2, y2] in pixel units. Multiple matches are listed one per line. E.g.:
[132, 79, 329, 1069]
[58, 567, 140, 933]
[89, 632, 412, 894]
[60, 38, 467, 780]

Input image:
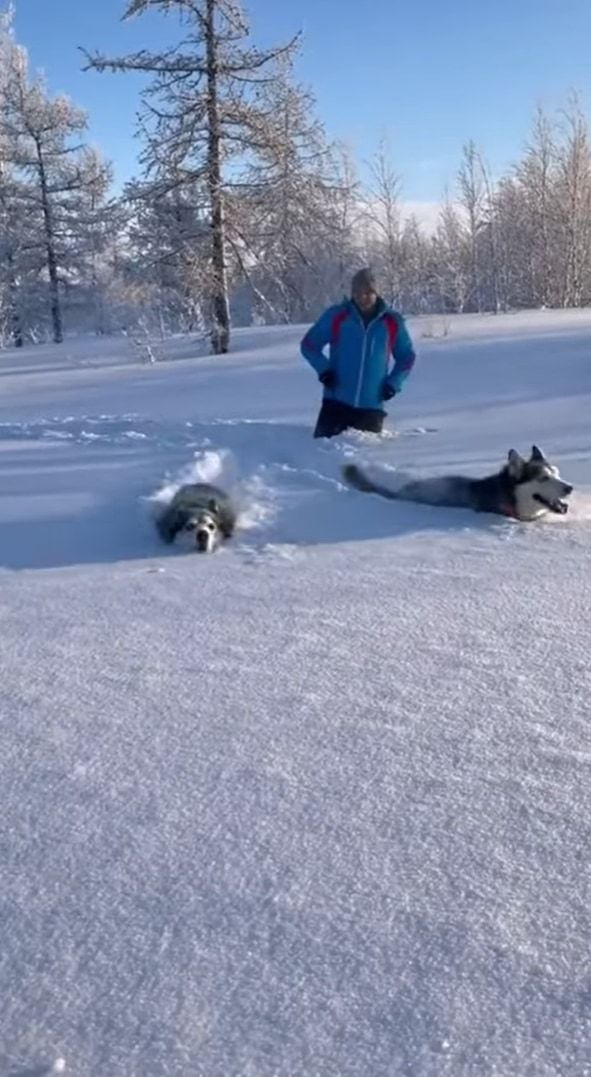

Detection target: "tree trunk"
[469, 210, 482, 313]
[6, 247, 23, 347]
[35, 138, 63, 343]
[0, 168, 23, 347]
[205, 0, 230, 354]
[539, 183, 551, 307]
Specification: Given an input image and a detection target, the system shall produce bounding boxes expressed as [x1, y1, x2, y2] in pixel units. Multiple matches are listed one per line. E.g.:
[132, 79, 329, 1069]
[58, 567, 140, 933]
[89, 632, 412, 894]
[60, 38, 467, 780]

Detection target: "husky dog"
[343, 445, 573, 522]
[156, 482, 236, 552]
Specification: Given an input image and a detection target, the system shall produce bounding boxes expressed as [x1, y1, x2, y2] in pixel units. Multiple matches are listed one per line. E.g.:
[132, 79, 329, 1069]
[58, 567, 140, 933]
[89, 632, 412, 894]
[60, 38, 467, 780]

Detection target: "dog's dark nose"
[196, 530, 209, 552]
[563, 484, 573, 496]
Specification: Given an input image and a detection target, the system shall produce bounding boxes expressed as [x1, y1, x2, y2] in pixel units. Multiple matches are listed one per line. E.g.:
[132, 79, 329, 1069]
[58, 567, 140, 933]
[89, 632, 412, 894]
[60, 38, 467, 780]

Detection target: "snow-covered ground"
[1, 310, 590, 1077]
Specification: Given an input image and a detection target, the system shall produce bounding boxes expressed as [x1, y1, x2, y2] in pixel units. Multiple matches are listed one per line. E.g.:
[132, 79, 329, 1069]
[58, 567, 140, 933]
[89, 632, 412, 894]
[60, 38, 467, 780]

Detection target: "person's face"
[352, 283, 378, 313]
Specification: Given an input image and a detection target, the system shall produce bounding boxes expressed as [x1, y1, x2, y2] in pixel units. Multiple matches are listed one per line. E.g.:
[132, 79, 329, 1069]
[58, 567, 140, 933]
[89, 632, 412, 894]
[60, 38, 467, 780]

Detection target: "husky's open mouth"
[533, 494, 569, 514]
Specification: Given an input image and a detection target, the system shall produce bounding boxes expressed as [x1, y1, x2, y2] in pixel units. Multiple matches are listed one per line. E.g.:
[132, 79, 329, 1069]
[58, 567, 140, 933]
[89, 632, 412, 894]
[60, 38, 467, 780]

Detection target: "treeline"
[1, 2, 590, 351]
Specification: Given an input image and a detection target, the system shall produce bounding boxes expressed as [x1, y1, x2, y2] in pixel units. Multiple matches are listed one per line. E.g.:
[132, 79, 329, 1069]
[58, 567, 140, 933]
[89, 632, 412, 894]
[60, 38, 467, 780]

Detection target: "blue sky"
[12, 0, 591, 205]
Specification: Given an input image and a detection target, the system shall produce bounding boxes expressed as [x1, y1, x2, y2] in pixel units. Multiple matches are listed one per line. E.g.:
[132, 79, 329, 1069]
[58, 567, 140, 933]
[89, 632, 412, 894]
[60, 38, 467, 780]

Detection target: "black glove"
[319, 369, 337, 389]
[382, 383, 397, 401]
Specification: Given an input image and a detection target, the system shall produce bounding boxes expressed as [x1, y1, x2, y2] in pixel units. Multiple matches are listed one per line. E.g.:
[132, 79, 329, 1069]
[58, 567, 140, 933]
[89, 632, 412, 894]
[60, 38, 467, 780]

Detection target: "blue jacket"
[300, 299, 416, 410]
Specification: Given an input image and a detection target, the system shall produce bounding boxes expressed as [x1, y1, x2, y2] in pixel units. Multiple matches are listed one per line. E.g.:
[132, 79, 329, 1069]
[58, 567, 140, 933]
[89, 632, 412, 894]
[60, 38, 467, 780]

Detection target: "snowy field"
[1, 309, 590, 1077]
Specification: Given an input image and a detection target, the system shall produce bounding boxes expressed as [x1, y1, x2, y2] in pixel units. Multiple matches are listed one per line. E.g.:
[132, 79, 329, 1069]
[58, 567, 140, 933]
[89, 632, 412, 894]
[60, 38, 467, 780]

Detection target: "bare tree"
[477, 153, 502, 312]
[516, 107, 557, 307]
[83, 0, 299, 353]
[433, 196, 470, 313]
[494, 177, 530, 310]
[365, 139, 402, 304]
[325, 143, 364, 298]
[458, 140, 485, 312]
[232, 60, 338, 322]
[398, 214, 432, 312]
[556, 95, 591, 307]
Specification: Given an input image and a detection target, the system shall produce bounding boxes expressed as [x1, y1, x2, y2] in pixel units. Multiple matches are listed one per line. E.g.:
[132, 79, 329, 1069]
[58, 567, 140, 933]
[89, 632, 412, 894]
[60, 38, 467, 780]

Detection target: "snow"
[1, 309, 590, 1076]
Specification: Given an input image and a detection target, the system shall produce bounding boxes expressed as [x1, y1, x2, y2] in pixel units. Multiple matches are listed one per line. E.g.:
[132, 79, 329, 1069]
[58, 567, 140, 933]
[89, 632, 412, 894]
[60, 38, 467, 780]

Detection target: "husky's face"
[190, 510, 220, 553]
[509, 445, 574, 520]
[177, 506, 220, 552]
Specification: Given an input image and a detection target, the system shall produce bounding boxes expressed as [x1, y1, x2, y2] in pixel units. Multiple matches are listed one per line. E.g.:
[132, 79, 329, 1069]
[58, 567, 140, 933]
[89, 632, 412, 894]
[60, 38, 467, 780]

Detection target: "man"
[300, 268, 416, 438]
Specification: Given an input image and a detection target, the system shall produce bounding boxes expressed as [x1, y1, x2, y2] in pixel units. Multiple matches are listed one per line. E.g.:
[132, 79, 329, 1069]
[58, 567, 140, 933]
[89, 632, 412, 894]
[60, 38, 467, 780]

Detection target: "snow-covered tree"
[124, 175, 211, 333]
[1, 43, 113, 342]
[0, 156, 24, 347]
[0, 8, 26, 346]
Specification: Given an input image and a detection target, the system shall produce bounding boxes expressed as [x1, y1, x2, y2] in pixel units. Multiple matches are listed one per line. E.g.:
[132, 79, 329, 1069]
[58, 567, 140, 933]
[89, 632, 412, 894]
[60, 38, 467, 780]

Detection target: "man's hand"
[382, 383, 397, 401]
[319, 369, 338, 389]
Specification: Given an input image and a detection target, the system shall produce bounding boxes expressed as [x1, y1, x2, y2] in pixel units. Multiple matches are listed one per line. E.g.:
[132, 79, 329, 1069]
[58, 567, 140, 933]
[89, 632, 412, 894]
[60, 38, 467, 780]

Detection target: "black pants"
[313, 399, 385, 439]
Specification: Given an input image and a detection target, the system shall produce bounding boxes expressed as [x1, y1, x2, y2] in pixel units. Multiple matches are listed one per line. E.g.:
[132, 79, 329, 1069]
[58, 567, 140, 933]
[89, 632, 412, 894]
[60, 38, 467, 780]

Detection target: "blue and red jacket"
[300, 299, 416, 410]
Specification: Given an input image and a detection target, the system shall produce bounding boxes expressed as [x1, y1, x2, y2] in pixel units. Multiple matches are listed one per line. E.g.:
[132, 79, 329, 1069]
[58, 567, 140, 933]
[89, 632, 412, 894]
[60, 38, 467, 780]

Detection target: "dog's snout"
[196, 529, 209, 552]
[563, 483, 574, 496]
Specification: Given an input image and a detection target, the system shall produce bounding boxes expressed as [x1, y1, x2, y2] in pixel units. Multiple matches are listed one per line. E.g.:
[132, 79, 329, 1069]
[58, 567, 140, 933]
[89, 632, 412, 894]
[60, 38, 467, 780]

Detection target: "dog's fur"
[156, 482, 237, 552]
[343, 445, 573, 522]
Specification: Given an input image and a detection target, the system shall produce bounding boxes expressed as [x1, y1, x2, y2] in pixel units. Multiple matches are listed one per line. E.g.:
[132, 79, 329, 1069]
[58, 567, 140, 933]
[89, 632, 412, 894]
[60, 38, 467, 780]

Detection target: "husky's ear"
[530, 444, 544, 462]
[507, 449, 525, 477]
[208, 498, 218, 514]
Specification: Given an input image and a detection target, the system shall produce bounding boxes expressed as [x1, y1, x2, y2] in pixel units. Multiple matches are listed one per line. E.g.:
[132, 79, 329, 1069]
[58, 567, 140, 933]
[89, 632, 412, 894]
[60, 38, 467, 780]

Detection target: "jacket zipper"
[353, 309, 382, 408]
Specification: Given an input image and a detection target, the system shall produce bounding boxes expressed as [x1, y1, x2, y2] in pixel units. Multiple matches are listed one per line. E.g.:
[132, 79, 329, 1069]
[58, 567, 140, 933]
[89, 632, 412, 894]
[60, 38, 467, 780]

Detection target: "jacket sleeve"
[386, 315, 416, 393]
[300, 307, 336, 377]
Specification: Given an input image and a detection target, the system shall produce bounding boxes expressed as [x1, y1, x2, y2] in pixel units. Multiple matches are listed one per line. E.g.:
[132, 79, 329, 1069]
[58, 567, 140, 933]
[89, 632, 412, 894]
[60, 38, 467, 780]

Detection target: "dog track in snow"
[0, 413, 444, 559]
